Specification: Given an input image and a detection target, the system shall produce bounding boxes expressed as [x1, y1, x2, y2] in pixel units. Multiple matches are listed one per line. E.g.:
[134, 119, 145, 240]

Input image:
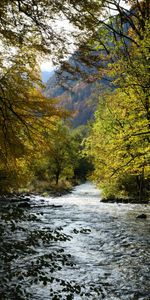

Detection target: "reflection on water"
[0, 182, 150, 299]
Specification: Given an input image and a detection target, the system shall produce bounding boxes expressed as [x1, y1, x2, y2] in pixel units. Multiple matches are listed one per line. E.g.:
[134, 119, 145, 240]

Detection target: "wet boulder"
[18, 202, 30, 208]
[136, 213, 147, 219]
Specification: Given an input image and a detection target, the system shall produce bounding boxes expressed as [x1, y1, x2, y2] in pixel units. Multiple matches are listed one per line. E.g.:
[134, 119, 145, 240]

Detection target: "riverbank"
[0, 182, 149, 205]
[0, 187, 72, 203]
[0, 175, 89, 202]
[101, 197, 149, 204]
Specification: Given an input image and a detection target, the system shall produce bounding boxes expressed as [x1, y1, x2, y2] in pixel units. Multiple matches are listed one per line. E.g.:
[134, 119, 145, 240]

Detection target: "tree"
[75, 1, 150, 200]
[71, 125, 94, 182]
[0, 47, 64, 160]
[0, 0, 72, 57]
[0, 0, 76, 166]
[58, 0, 149, 78]
[0, 0, 149, 193]
[31, 122, 79, 187]
[47, 122, 78, 185]
[0, 46, 67, 191]
[0, 1, 83, 190]
[84, 84, 150, 199]
[2, 1, 149, 68]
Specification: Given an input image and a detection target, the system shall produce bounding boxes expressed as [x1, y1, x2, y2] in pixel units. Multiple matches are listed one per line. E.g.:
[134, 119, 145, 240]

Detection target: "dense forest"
[0, 0, 149, 201]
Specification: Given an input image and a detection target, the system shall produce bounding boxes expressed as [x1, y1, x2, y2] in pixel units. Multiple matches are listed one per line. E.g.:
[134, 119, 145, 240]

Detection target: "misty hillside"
[44, 68, 109, 127]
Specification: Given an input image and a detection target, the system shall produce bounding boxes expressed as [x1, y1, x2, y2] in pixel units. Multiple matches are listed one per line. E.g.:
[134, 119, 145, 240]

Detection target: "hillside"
[44, 69, 108, 127]
[43, 15, 131, 127]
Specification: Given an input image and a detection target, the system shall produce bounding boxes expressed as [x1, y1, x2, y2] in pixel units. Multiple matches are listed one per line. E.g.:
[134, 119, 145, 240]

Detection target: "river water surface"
[0, 182, 150, 299]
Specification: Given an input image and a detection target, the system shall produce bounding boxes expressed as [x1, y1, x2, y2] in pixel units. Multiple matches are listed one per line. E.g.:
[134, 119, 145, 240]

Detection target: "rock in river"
[136, 213, 147, 219]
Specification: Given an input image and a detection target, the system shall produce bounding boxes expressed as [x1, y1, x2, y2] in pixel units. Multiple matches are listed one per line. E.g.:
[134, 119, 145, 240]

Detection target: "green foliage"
[0, 1, 73, 191]
[24, 122, 82, 190]
[46, 122, 77, 185]
[84, 84, 150, 199]
[80, 0, 150, 200]
[0, 0, 149, 193]
[70, 125, 94, 182]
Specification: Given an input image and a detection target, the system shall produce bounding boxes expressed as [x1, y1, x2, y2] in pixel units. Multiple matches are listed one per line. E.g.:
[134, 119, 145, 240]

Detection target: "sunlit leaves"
[81, 1, 150, 199]
[84, 85, 150, 198]
[0, 48, 62, 159]
[0, 44, 69, 191]
[31, 121, 79, 186]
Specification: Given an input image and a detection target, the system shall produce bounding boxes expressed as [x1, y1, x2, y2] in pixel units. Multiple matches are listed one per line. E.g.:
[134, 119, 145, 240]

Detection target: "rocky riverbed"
[0, 182, 150, 299]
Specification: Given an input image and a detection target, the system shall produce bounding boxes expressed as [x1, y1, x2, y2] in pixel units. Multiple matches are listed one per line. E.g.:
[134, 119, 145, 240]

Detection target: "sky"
[41, 61, 54, 72]
[40, 17, 76, 72]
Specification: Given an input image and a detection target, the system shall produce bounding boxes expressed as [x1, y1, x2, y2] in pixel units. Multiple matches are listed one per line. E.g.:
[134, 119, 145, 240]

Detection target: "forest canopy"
[0, 0, 149, 196]
[81, 1, 150, 200]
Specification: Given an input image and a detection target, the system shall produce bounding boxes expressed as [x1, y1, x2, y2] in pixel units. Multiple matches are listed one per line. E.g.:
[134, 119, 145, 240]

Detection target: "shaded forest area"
[0, 0, 149, 201]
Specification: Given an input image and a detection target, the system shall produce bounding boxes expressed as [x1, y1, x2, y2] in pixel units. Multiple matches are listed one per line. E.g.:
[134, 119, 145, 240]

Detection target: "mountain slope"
[44, 70, 108, 127]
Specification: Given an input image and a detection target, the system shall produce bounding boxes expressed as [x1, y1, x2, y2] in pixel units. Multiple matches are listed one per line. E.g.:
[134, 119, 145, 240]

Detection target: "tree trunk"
[55, 171, 60, 185]
[137, 167, 144, 202]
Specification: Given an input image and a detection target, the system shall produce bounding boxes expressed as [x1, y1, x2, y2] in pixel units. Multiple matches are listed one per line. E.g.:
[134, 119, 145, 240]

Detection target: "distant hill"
[44, 16, 130, 127]
[44, 48, 110, 127]
[44, 69, 109, 127]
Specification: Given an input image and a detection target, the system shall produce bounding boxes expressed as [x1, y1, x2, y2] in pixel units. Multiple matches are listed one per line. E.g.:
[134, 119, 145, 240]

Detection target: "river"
[0, 182, 150, 300]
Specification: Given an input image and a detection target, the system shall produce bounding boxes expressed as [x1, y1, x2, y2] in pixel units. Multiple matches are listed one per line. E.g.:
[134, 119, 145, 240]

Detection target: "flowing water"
[0, 182, 150, 300]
